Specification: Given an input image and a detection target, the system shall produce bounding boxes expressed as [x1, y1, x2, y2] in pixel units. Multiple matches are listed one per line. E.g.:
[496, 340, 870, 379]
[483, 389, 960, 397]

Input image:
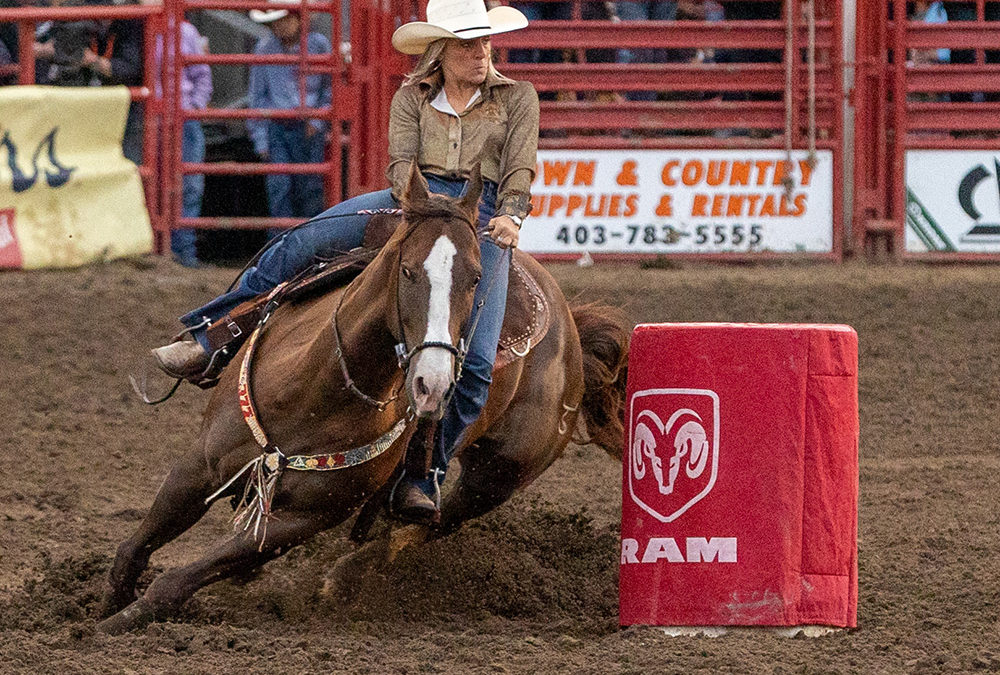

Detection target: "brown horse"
[98, 164, 629, 633]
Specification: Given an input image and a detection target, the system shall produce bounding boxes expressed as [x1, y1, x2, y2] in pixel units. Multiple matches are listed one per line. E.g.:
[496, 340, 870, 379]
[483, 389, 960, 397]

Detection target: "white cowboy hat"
[249, 0, 298, 24]
[392, 0, 528, 55]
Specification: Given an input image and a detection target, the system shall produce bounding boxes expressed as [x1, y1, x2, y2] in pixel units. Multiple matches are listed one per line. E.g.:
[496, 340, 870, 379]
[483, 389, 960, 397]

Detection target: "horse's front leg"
[103, 448, 215, 617]
[98, 509, 333, 634]
[322, 523, 432, 601]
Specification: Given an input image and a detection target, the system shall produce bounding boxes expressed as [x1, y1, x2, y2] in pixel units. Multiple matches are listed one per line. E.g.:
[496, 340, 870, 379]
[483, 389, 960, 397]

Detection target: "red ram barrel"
[620, 322, 858, 629]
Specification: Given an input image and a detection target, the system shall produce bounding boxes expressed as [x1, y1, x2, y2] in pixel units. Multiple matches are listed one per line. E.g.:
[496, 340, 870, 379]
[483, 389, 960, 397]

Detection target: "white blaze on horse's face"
[409, 234, 459, 417]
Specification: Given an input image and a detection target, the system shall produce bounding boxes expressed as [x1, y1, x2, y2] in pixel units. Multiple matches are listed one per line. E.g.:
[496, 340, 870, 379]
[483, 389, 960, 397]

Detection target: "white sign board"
[518, 149, 834, 255]
[906, 150, 1000, 252]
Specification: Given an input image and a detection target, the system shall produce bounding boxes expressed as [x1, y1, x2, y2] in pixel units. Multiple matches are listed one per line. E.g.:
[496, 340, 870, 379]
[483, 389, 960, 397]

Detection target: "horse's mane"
[397, 193, 475, 239]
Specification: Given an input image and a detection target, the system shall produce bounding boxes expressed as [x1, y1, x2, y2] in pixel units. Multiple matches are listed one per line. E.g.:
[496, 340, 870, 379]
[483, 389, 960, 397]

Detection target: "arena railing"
[161, 0, 351, 243]
[854, 0, 1000, 260]
[485, 0, 846, 260]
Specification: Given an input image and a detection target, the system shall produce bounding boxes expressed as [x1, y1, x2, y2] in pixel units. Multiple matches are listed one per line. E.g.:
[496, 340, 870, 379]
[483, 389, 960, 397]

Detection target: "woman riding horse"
[151, 0, 537, 527]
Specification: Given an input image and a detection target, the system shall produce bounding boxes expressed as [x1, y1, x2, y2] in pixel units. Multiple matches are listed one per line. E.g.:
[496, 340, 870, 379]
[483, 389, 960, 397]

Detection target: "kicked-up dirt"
[1, 257, 998, 673]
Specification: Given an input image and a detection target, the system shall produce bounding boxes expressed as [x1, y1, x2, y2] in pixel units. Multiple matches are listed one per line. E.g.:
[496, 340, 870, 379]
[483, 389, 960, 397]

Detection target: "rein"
[208, 278, 413, 549]
[132, 208, 405, 407]
[213, 204, 488, 548]
[330, 278, 406, 412]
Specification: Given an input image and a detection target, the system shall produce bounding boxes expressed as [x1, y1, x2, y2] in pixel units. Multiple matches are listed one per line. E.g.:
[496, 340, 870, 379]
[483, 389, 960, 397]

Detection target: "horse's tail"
[570, 302, 631, 460]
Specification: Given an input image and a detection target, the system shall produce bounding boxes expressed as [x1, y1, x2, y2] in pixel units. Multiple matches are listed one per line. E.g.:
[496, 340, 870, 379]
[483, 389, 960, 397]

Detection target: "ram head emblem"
[631, 409, 710, 495]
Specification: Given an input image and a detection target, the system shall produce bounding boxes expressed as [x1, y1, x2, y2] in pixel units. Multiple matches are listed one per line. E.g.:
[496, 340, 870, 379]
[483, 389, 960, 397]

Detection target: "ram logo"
[627, 388, 719, 522]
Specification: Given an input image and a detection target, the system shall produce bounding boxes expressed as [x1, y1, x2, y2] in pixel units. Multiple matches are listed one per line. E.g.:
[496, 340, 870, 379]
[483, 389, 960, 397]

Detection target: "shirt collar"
[430, 87, 481, 117]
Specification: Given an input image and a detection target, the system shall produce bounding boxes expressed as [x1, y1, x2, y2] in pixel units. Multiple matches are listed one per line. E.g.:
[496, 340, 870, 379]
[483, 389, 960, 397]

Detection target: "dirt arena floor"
[2, 256, 999, 674]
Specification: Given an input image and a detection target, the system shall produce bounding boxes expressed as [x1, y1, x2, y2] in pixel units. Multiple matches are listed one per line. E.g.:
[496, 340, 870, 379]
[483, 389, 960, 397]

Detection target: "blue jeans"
[615, 1, 678, 101]
[181, 177, 508, 481]
[181, 186, 395, 332]
[171, 120, 206, 263]
[266, 121, 326, 223]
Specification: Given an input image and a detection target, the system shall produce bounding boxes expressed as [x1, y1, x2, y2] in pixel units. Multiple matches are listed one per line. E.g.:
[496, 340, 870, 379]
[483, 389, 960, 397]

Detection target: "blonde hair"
[402, 37, 502, 87]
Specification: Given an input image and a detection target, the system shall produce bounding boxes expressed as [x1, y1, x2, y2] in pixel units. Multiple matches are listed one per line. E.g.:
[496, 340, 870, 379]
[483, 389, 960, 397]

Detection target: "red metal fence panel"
[486, 0, 845, 260]
[162, 0, 349, 242]
[2, 0, 850, 261]
[854, 0, 1000, 259]
[161, 0, 848, 261]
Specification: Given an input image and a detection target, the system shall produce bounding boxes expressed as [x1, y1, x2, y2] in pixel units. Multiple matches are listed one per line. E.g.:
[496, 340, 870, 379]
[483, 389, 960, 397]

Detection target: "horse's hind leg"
[99, 510, 330, 634]
[103, 449, 215, 617]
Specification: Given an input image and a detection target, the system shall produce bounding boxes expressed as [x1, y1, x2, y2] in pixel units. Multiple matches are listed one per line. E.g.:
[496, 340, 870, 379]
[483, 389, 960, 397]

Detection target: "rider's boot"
[151, 340, 211, 379]
[391, 425, 444, 526]
[390, 480, 440, 526]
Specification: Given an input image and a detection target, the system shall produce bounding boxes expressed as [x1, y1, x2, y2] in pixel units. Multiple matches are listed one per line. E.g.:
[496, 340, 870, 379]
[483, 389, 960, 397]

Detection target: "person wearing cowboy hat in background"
[151, 0, 538, 526]
[248, 0, 332, 236]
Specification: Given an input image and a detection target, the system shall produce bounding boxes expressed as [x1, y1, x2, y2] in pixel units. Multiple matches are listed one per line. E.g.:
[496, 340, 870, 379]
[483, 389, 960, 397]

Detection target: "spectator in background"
[909, 1, 962, 113]
[162, 20, 213, 267]
[910, 0, 950, 69]
[248, 0, 332, 235]
[34, 1, 145, 162]
[678, 0, 723, 59]
[610, 0, 719, 98]
[0, 0, 19, 85]
[0, 36, 12, 85]
[507, 0, 570, 69]
[614, 0, 677, 101]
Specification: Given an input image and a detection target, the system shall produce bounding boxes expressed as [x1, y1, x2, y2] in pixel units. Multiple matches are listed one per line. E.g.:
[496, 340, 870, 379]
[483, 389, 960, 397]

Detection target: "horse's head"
[392, 161, 483, 419]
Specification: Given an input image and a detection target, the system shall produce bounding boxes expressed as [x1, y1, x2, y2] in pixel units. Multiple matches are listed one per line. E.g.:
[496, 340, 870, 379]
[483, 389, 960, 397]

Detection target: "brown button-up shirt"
[386, 69, 539, 221]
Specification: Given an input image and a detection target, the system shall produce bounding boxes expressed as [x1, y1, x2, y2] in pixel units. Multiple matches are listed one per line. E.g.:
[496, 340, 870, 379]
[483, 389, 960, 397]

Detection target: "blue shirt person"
[248, 3, 332, 231]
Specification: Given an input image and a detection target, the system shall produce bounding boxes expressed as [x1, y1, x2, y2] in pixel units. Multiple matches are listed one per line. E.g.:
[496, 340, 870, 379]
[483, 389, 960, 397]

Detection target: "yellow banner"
[0, 86, 152, 269]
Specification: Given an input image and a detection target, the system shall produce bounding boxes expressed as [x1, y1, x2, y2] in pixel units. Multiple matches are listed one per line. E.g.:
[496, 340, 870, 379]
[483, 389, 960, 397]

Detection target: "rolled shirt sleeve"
[386, 86, 423, 200]
[496, 81, 539, 220]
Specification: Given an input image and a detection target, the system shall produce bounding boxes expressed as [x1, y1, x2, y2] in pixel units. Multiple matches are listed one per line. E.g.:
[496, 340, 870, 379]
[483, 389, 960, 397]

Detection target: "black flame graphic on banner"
[1, 128, 76, 193]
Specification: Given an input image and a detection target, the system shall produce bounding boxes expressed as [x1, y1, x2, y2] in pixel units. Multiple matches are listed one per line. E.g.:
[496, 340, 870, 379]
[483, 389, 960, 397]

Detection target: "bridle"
[330, 206, 492, 413]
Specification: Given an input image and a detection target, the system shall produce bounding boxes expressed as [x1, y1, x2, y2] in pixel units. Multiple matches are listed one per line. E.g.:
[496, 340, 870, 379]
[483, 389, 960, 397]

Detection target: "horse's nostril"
[415, 377, 429, 397]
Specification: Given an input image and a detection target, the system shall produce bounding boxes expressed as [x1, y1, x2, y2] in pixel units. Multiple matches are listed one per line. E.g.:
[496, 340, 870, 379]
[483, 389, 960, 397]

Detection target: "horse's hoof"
[99, 589, 136, 619]
[97, 598, 156, 635]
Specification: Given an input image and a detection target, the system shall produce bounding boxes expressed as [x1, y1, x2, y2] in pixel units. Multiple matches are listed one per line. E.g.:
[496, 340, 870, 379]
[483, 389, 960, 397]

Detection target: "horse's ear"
[402, 158, 429, 206]
[460, 164, 483, 217]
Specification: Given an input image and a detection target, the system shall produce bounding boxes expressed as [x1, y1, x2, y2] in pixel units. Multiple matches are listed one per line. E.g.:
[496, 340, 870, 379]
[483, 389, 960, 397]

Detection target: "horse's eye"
[473, 274, 482, 286]
[401, 266, 414, 281]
